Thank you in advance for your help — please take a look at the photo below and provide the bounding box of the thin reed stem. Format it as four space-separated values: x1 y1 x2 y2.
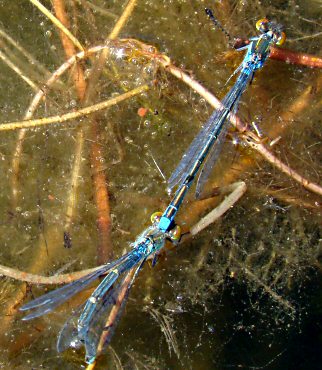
0 49 38 91
29 0 84 51
0 263 101 284
0 85 149 131
189 182 247 236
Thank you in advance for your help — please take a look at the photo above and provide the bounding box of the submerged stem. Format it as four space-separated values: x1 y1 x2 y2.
0 85 149 131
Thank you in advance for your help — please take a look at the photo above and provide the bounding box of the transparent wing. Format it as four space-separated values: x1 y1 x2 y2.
169 67 253 195
20 251 132 320
57 305 84 353
168 103 230 193
195 121 230 198
84 260 145 364
78 250 143 341
56 266 140 358
167 115 215 191
195 87 246 198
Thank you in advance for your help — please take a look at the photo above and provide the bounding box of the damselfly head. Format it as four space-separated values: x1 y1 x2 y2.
256 18 286 45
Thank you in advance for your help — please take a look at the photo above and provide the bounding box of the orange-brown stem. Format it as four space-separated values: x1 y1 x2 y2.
53 0 112 262
270 46 322 69
90 121 113 263
53 0 86 98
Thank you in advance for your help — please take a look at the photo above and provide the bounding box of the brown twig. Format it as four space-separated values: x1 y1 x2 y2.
242 132 322 196
0 263 101 284
270 46 322 69
189 182 247 236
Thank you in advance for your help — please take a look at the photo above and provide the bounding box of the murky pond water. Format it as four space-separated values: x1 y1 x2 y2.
0 0 320 369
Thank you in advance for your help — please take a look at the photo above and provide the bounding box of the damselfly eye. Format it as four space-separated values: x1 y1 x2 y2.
168 225 181 242
275 31 286 45
256 18 269 33
150 211 163 224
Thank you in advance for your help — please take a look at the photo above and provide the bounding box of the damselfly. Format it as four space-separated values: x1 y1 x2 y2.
168 9 286 198
20 211 181 363
20 11 286 364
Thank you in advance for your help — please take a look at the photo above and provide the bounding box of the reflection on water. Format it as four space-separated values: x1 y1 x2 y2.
0 0 320 368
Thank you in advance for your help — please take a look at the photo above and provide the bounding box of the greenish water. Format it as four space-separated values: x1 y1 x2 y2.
0 0 320 369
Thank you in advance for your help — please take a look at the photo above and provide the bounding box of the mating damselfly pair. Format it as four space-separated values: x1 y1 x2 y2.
20 9 287 364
